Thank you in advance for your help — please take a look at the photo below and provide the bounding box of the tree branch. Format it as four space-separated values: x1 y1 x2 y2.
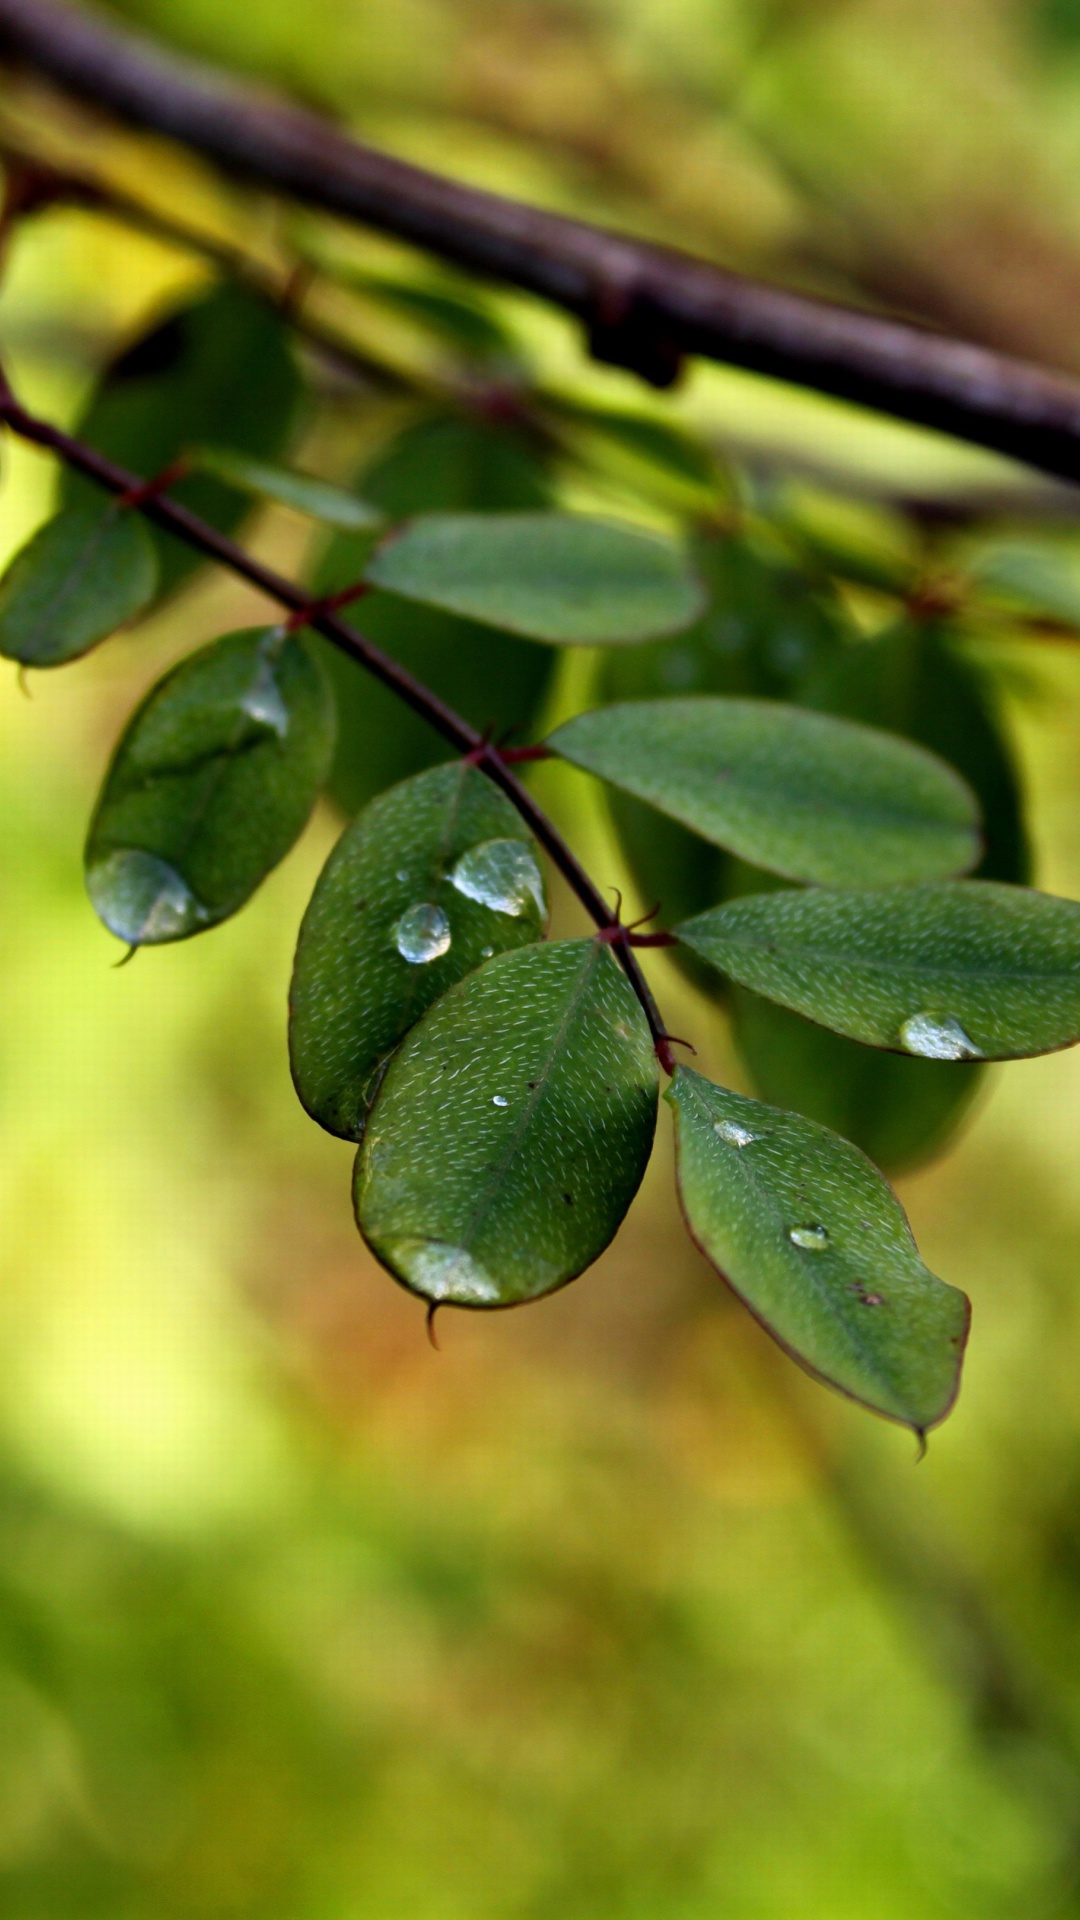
0 369 675 1066
3 0 1080 484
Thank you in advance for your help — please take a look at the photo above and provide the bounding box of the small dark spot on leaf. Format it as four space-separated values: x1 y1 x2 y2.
562 1192 574 1205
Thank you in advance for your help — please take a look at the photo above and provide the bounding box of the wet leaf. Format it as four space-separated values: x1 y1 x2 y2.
678 882 1080 1060
86 626 334 945
0 501 157 665
365 512 705 645
667 1067 970 1432
192 447 384 530
549 696 981 886
67 282 302 596
312 412 557 813
356 939 658 1307
290 762 547 1139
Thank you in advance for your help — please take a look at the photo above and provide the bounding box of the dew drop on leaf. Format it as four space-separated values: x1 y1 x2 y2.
450 838 545 917
393 902 452 963
492 1093 509 1107
899 1013 983 1061
240 658 290 737
87 848 208 943
714 1118 756 1147
788 1223 831 1252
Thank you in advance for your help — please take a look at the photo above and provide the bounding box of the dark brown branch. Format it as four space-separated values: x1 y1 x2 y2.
0 371 673 1064
4 0 1080 481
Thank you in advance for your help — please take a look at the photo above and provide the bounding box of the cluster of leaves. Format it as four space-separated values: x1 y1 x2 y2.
4 268 1080 1439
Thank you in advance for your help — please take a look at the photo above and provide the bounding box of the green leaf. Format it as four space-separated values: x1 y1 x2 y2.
355 939 658 1307
311 411 558 813
667 1067 970 1432
800 617 1029 884
290 763 547 1138
730 989 984 1175
348 276 521 362
549 697 981 887
542 395 724 498
0 502 157 666
968 540 1080 628
86 626 334 945
365 513 706 645
66 282 302 597
679 881 1080 1060
191 447 384 531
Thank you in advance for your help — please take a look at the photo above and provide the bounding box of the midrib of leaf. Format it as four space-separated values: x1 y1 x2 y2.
397 763 471 1030
455 941 601 1256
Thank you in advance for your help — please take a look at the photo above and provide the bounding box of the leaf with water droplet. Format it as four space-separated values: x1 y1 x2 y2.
549 697 981 887
667 1067 969 1432
356 940 658 1306
365 512 705 645
86 626 334 946
677 881 1080 1060
65 282 302 598
0 501 158 666
449 838 546 917
190 446 385 530
290 763 547 1139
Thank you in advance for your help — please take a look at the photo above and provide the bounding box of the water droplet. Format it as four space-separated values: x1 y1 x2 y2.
240 659 290 737
388 1238 502 1305
396 868 410 884
393 902 451 964
450 838 545 918
899 1013 983 1061
788 1223 831 1252
492 1094 509 1108
714 1118 756 1148
481 945 494 958
87 849 209 943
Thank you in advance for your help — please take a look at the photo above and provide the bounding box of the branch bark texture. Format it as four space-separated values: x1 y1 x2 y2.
3 0 1080 484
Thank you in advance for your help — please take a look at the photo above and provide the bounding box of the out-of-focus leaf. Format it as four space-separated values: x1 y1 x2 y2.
365 513 705 645
0 502 157 665
290 763 547 1139
667 1067 969 1432
968 541 1080 627
731 987 984 1173
549 696 981 886
347 275 521 362
313 412 556 812
66 282 302 596
86 626 334 945
598 531 853 961
355 939 658 1307
192 447 384 530
800 617 1029 884
542 394 724 498
679 882 1080 1059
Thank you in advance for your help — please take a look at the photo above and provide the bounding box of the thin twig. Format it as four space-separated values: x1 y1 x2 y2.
3 0 1080 479
0 369 673 1064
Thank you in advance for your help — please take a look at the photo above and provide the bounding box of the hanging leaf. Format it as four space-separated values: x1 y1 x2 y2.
311 411 556 813
356 939 658 1307
678 882 1080 1060
191 447 384 531
549 697 980 886
365 513 705 645
667 1067 970 1433
66 282 302 596
0 501 158 666
290 763 547 1139
86 626 334 945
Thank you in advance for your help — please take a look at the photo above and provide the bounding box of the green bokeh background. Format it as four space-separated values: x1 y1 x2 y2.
5 1 1080 1913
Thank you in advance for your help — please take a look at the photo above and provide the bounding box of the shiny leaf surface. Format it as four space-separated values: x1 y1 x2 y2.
679 882 1080 1060
290 763 547 1139
0 502 157 665
356 940 658 1307
549 697 981 886
365 513 705 645
667 1067 970 1432
86 627 334 945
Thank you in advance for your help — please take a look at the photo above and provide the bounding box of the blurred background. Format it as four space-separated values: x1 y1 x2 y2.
5 0 1080 1913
